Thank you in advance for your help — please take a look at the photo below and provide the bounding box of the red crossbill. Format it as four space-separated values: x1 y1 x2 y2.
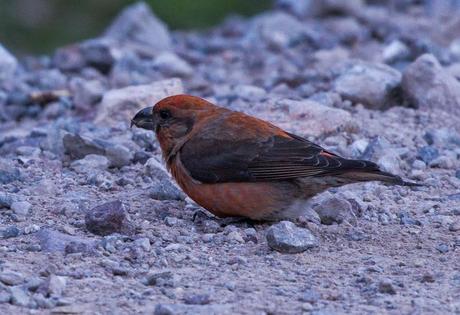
131 95 418 221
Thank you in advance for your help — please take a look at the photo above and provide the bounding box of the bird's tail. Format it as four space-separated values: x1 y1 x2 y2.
339 168 422 187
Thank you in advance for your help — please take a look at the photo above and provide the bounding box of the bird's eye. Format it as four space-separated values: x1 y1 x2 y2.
159 109 171 120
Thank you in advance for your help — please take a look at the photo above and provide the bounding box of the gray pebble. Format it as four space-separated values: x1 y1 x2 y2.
266 221 318 254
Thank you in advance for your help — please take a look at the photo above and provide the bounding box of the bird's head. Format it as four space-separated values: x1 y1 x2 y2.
131 94 219 159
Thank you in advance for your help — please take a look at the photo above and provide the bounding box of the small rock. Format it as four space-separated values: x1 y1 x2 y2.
449 221 460 232
1 226 20 239
417 146 439 164
313 197 352 225
149 180 185 201
226 231 245 243
0 160 21 184
143 271 177 287
94 78 183 125
85 200 133 236
436 243 449 254
334 62 402 109
10 286 30 307
104 2 172 52
0 192 13 208
0 44 18 82
455 170 460 179
37 275 67 298
70 154 110 174
10 201 32 216
79 38 118 72
421 272 436 283
37 228 95 253
183 294 211 305
382 40 410 64
249 12 306 49
153 52 193 77
378 279 396 295
234 85 266 102
153 303 232 315
134 237 151 252
0 271 24 286
280 99 355 137
402 54 460 114
299 288 320 303
70 78 105 111
398 211 421 226
266 221 318 254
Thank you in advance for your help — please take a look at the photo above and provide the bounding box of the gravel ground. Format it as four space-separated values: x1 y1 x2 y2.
1 1 460 314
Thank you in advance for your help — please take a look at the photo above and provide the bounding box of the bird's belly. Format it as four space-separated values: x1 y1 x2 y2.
170 157 306 220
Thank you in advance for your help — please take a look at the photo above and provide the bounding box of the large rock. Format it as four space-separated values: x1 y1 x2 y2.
402 54 460 113
266 221 318 254
85 200 134 236
94 78 183 125
334 62 402 109
104 2 171 53
0 44 18 82
279 99 355 136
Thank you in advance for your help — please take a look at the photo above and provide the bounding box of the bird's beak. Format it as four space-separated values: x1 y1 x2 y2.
131 107 156 130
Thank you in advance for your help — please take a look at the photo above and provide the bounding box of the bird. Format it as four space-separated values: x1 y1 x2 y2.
131 94 419 221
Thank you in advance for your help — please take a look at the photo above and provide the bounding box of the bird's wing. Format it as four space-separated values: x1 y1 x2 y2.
179 113 379 183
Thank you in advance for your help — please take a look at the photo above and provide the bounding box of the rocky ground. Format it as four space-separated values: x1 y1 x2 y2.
1 1 460 314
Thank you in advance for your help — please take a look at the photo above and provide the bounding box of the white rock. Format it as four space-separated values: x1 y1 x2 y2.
334 62 402 109
153 52 193 77
70 154 110 174
95 78 183 125
382 40 410 63
279 99 355 137
402 54 460 114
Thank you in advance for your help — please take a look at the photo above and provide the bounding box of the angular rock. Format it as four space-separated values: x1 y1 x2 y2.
85 200 133 236
313 196 352 225
0 44 18 82
94 78 183 125
402 54 460 113
10 201 32 216
417 146 440 164
334 62 402 109
279 99 355 136
149 180 185 201
37 275 67 298
80 38 119 73
266 221 318 254
10 286 30 307
104 2 171 53
153 52 193 77
70 154 110 174
0 158 22 184
70 78 105 111
37 229 96 253
0 271 24 286
0 192 14 208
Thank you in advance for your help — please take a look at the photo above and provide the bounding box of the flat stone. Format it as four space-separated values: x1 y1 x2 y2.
266 221 318 254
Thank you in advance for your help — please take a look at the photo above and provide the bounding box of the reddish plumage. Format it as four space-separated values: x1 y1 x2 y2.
131 94 417 221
